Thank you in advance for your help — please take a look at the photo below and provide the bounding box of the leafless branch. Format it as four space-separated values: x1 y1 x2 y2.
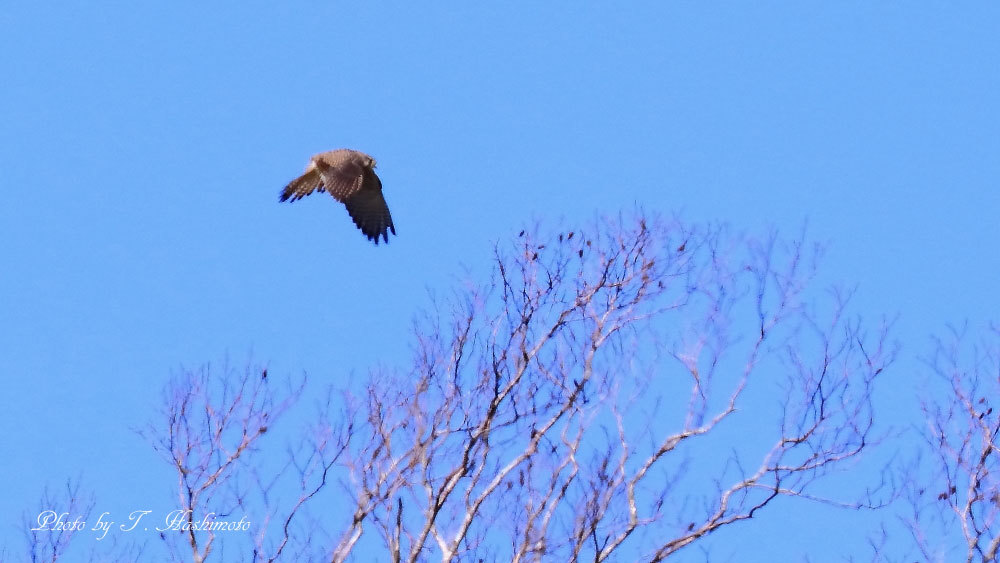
23 478 95 563
328 213 892 561
906 324 1000 562
138 361 306 563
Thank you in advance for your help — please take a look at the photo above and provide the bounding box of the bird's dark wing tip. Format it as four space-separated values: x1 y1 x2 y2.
279 184 299 202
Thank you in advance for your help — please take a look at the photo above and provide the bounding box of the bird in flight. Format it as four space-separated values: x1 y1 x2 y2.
280 149 396 244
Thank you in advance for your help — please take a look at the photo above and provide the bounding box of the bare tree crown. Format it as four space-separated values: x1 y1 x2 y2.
21 213 895 562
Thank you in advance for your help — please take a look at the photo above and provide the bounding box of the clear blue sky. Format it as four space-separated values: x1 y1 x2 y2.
1 3 998 560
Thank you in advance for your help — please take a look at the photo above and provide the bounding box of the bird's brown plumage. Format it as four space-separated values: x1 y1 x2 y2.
280 149 396 244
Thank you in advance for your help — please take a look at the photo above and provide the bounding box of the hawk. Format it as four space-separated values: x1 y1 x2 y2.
280 149 396 244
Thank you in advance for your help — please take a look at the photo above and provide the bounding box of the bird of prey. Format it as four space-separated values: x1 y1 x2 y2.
280 149 396 244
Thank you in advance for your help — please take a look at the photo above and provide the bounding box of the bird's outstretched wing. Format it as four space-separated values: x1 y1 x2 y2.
344 171 396 244
280 168 323 202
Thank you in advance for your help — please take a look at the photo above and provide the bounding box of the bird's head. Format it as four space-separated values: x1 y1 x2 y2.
365 155 377 169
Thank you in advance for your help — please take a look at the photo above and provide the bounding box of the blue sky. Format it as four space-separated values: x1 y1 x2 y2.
1 2 998 560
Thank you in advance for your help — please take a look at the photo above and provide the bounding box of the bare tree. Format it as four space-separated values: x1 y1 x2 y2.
22 478 95 563
18 478 149 563
327 213 894 561
21 213 894 562
906 324 1000 562
138 361 330 563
